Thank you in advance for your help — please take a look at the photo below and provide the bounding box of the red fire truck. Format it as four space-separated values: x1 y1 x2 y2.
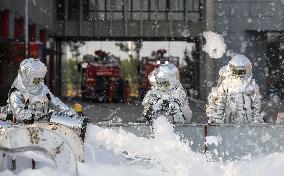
81 50 122 102
138 49 179 99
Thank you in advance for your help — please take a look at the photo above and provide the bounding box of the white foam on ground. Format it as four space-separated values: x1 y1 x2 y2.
2 116 284 176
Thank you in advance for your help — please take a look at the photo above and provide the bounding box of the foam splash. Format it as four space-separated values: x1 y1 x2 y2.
87 116 223 176
202 31 227 59
86 116 284 176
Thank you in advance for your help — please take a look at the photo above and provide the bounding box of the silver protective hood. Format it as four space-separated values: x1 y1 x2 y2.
225 54 253 92
153 63 180 90
228 54 252 78
12 58 47 95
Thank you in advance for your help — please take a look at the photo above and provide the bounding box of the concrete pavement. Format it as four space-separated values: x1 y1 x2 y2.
64 98 207 124
64 96 284 124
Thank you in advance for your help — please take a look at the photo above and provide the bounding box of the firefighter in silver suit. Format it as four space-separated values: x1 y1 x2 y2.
142 63 192 123
206 54 264 124
6 58 76 122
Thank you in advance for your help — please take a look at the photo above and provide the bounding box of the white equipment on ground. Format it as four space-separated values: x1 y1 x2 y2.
0 111 88 176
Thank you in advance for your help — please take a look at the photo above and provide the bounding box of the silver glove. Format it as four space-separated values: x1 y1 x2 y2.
64 109 76 116
33 111 46 120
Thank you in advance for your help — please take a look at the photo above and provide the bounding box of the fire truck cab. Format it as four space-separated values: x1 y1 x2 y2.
81 50 122 102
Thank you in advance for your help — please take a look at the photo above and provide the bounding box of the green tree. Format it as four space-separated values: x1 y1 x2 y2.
67 41 85 97
120 58 140 96
115 41 143 96
68 41 85 61
115 41 143 60
179 46 200 98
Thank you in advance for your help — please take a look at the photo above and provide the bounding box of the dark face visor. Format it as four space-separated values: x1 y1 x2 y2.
232 69 246 77
157 81 170 88
33 77 44 84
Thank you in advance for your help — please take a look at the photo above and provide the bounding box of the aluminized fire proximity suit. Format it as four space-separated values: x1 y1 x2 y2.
142 63 192 123
206 65 229 121
206 54 264 124
6 58 76 122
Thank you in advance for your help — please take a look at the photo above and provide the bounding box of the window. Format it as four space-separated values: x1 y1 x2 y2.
87 0 125 20
171 0 184 20
112 0 123 11
128 0 151 20
171 0 184 11
98 0 106 20
129 0 187 21
132 0 140 11
149 0 169 11
158 0 167 11
56 0 65 20
86 0 106 20
188 0 200 12
150 0 157 11
84 0 200 21
112 0 124 20
83 0 89 20
68 0 79 20
143 0 149 11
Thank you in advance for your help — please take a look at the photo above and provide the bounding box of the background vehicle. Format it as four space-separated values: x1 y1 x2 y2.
81 50 122 102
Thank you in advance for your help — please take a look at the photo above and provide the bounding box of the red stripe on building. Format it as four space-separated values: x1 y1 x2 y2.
29 24 36 41
1 10 9 39
40 30 46 42
14 17 24 40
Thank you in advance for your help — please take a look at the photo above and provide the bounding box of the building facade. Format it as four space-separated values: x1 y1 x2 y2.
56 0 203 40
0 0 62 104
0 0 56 40
1 0 283 101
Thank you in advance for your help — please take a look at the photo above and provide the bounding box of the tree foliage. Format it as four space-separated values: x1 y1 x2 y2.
120 58 140 96
115 41 143 59
179 46 200 98
68 41 86 59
